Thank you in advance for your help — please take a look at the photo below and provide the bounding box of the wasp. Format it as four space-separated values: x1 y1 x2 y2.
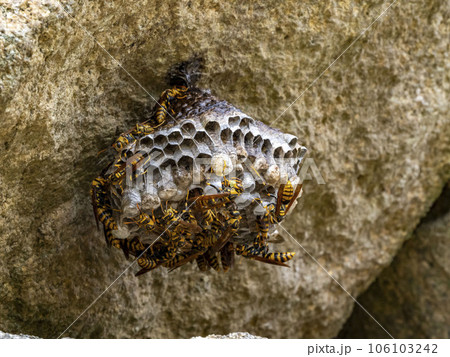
194 221 236 272
91 176 118 232
174 204 202 242
140 230 195 275
112 132 136 153
90 176 108 229
274 180 303 222
255 206 271 248
236 244 295 267
108 85 187 155
220 242 235 272
136 255 159 276
164 249 205 271
209 208 241 256
153 85 188 126
102 227 139 259
191 195 218 229
156 204 179 229
108 153 151 188
121 237 146 258
135 240 175 276
107 163 127 186
188 176 244 210
165 229 213 271
204 252 221 271
196 255 210 271
124 204 159 234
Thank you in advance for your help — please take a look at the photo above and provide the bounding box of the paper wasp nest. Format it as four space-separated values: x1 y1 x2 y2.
105 88 307 247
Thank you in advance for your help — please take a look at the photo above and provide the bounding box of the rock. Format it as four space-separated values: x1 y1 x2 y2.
339 184 450 339
195 332 266 339
0 1 449 338
0 331 39 339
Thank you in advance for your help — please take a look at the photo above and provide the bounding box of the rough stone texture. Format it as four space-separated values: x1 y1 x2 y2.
339 184 450 339
0 0 449 339
197 332 265 339
0 331 39 339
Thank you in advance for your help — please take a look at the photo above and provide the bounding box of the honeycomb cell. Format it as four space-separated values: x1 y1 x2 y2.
195 143 211 158
239 117 250 129
145 166 162 188
160 158 177 171
220 128 232 144
242 172 255 191
180 138 195 151
121 188 141 218
140 136 154 147
285 150 294 159
273 146 284 159
211 153 233 176
205 120 221 136
262 139 272 156
228 116 240 127
265 164 280 185
284 134 298 147
154 134 168 148
168 130 183 145
244 132 254 147
178 155 194 170
253 135 263 150
232 129 244 145
195 131 214 148
180 121 196 137
235 192 253 208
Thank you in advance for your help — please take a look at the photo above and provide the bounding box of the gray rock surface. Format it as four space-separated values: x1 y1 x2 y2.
0 331 39 339
339 184 450 339
0 0 449 338
195 332 265 339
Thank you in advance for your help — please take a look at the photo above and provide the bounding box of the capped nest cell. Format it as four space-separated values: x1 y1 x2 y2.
91 57 307 275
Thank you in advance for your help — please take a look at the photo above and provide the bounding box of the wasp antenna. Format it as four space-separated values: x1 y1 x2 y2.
97 148 108 157
250 163 266 185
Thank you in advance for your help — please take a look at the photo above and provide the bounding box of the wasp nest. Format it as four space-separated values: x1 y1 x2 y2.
92 58 307 275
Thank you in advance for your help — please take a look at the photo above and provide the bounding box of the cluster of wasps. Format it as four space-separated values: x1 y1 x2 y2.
90 58 302 276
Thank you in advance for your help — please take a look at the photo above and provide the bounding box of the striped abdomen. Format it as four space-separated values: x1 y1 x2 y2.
262 252 295 263
97 207 117 231
281 181 294 205
220 242 235 272
196 255 210 271
137 256 158 270
206 253 220 272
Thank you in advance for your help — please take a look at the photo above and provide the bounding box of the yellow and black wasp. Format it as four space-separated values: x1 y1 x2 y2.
235 244 295 267
274 179 303 222
152 85 188 126
90 175 117 232
220 242 235 272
